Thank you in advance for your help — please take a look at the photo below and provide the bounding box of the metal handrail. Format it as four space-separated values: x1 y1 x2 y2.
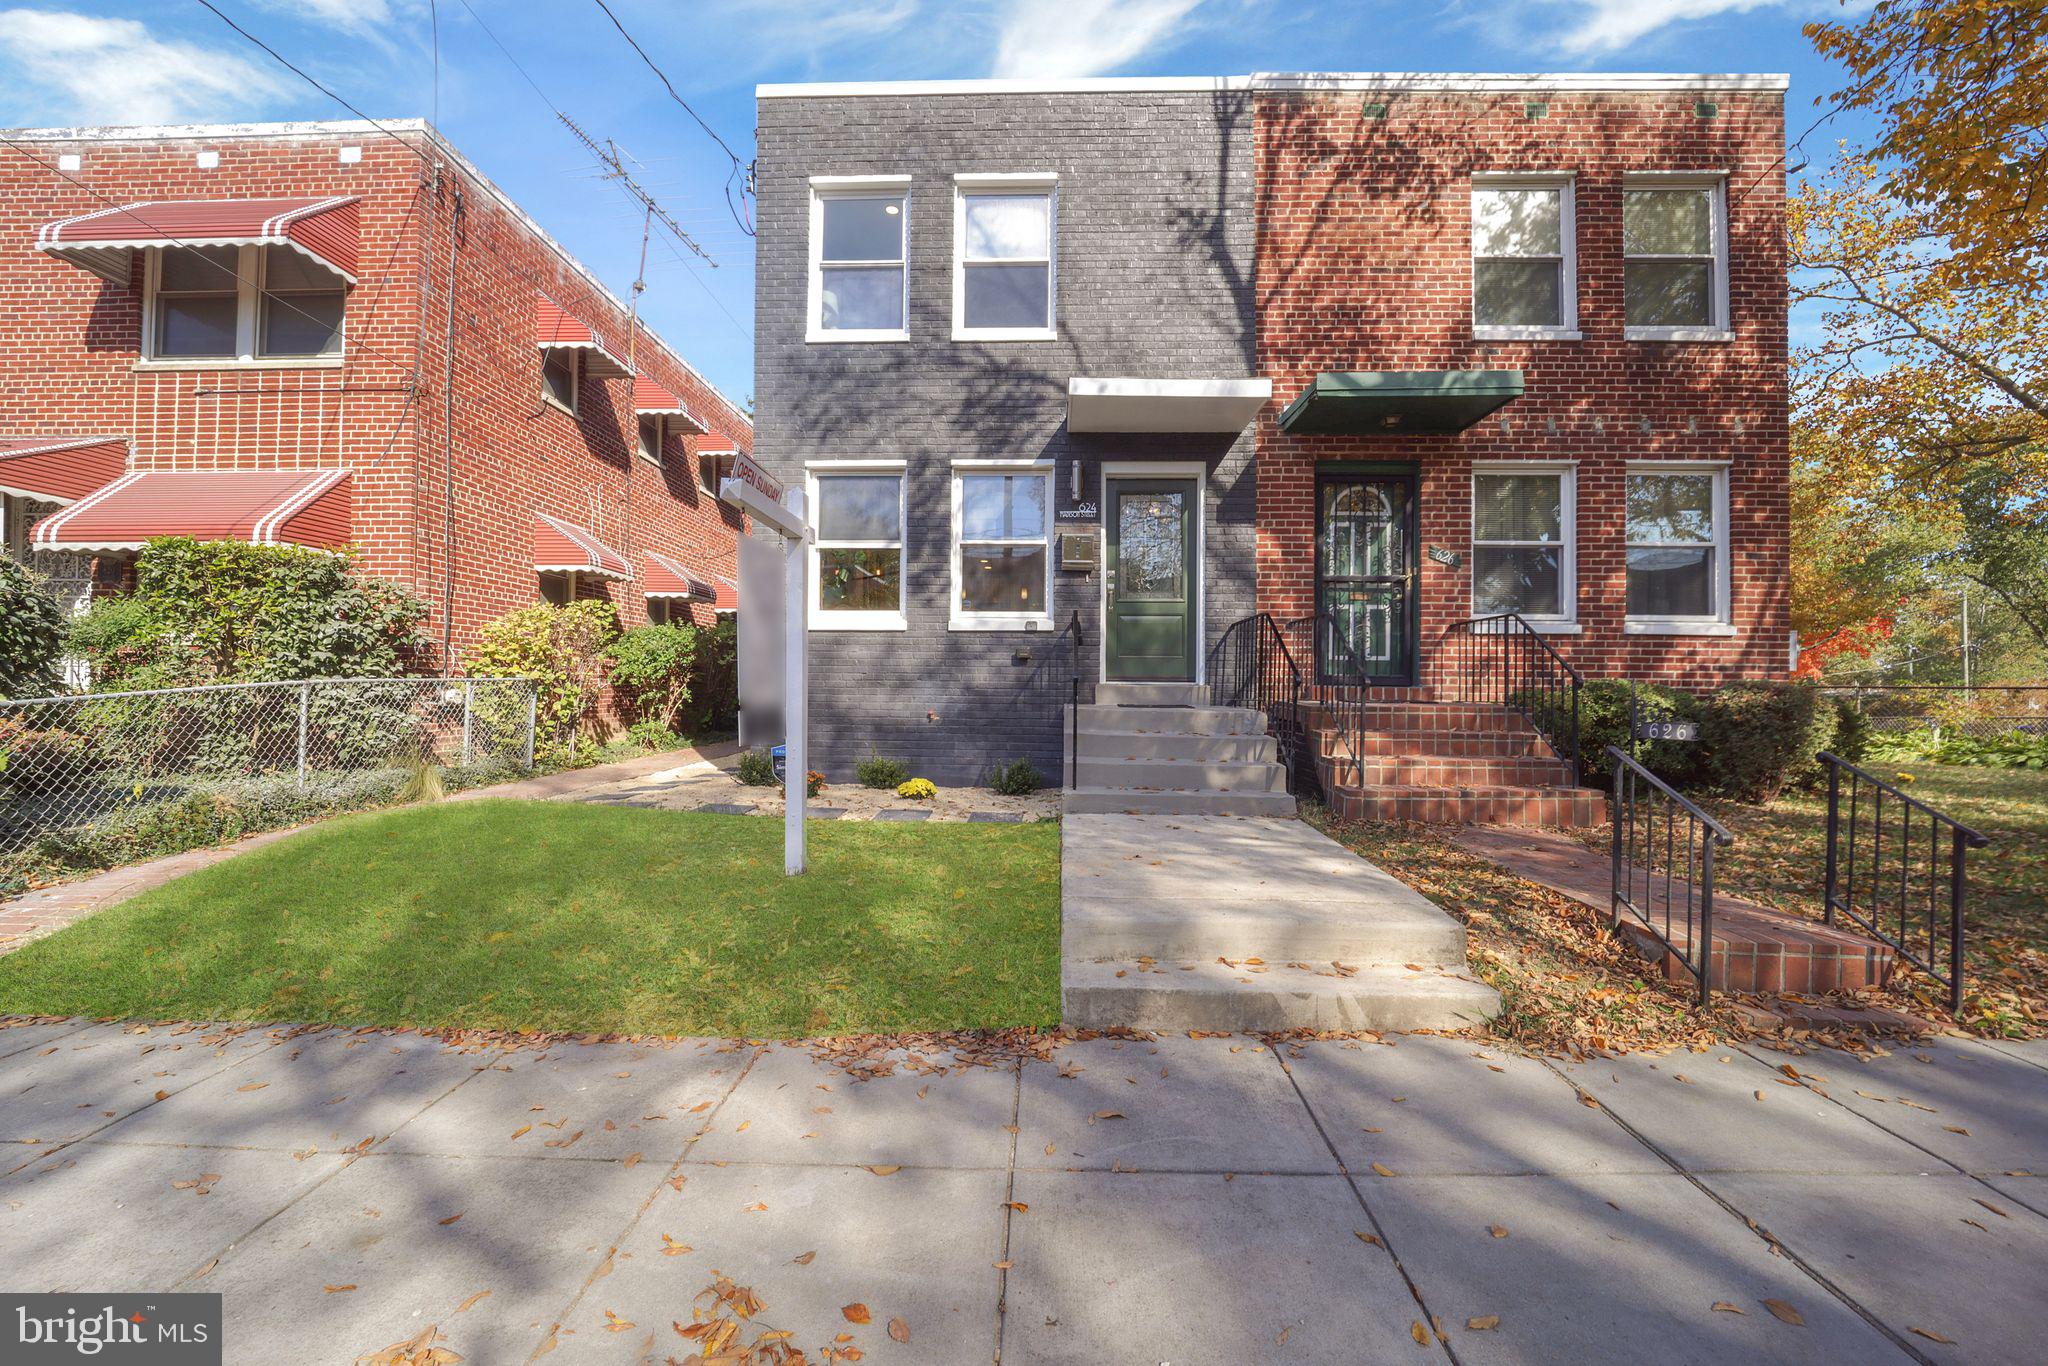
1608 744 1732 1007
1066 609 1084 791
1819 751 1990 1013
1440 613 1583 784
1208 612 1310 796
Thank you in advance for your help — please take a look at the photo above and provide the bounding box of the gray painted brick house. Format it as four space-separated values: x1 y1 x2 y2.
754 82 1266 784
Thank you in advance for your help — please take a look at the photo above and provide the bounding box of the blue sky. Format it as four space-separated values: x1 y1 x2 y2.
0 1 1873 408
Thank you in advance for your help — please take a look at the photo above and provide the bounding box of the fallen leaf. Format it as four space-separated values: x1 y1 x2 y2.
1763 1299 1804 1326
324 1284 357 1294
792 1251 817 1265
1093 1111 1125 1121
621 1152 641 1169
438 1212 463 1226
1489 1225 1509 1239
1975 1198 2010 1218
842 1303 871 1325
660 1234 692 1257
1354 1231 1382 1247
153 1090 170 1101
602 1309 634 1333
745 1202 767 1213
236 1083 268 1092
888 1318 910 1343
1004 1202 1029 1213
867 1165 902 1176
455 1290 490 1313
992 1259 1013 1269
1371 1162 1395 1177
1910 1327 1956 1345
1711 1302 1745 1315
1410 1320 1429 1345
1467 1315 1500 1331
510 1125 532 1140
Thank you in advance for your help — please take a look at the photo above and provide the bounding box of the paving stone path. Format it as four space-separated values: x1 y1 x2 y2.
2 1020 2042 1363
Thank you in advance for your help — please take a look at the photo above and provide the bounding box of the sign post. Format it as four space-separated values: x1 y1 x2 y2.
722 453 812 876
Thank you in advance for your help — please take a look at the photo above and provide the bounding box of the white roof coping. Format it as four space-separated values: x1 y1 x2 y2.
759 72 1790 99
1067 377 1271 434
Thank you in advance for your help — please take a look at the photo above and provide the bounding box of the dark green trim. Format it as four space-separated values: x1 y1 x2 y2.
1278 369 1525 436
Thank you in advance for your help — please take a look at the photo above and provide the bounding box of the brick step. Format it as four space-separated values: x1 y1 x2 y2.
1300 703 1538 733
1324 781 1609 829
1322 728 1557 760
1287 684 1438 705
1344 756 1577 787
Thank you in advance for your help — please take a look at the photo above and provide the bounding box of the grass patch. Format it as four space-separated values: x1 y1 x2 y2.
0 800 1061 1038
1700 761 2048 1036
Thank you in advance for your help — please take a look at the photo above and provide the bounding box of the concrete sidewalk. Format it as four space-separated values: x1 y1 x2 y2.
2 1019 2042 1363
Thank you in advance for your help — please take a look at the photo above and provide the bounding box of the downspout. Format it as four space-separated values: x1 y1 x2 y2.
439 167 464 673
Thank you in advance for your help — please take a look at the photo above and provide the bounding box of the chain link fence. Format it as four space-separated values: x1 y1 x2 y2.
0 677 537 874
1826 685 2048 740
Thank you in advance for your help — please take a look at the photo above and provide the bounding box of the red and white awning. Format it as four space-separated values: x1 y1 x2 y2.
534 512 630 580
632 376 708 434
536 297 631 379
708 574 739 613
30 469 350 553
0 436 129 504
697 445 739 499
37 196 361 287
643 550 715 601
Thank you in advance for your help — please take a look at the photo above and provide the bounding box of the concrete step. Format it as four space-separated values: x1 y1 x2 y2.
1068 704 1267 737
1075 728 1277 762
1095 681 1210 707
1324 781 1609 829
1061 786 1298 817
1073 756 1288 793
1061 957 1500 1032
1062 899 1467 963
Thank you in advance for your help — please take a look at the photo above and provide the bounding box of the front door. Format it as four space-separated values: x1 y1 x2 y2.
1316 470 1416 686
1105 477 1197 681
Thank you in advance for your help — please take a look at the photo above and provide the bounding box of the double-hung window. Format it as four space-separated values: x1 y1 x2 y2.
637 415 665 466
1623 176 1729 339
953 175 1057 340
809 462 906 630
1471 177 1576 338
808 176 909 342
148 244 346 361
952 462 1052 629
541 348 578 413
1471 463 1575 627
1625 464 1731 632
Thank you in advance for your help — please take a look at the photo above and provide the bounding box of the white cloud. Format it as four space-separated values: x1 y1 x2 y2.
992 0 1205 78
1547 0 1795 55
258 0 398 30
0 9 291 125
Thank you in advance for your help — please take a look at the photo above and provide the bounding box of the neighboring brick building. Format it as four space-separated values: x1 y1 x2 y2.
0 118 750 668
754 73 1790 794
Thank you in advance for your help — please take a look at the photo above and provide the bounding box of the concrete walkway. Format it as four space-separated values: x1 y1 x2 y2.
5 1020 2041 1364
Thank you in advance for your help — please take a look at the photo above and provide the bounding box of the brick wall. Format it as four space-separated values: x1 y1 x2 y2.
1254 89 1791 686
755 91 1258 784
0 121 750 669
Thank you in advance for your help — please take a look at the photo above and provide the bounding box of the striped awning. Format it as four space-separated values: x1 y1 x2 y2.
709 574 739 612
643 550 715 601
633 376 708 433
0 436 129 504
534 512 630 580
30 469 350 553
37 196 361 286
536 297 631 379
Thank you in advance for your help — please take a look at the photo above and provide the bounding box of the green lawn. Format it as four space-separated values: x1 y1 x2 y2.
0 800 1062 1038
1702 761 2048 1033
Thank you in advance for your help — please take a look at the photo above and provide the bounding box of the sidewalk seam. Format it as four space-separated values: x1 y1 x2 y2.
992 1060 1022 1365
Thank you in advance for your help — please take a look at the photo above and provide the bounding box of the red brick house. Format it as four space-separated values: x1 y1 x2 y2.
0 118 750 668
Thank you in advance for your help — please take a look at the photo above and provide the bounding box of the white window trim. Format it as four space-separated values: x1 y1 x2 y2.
807 174 911 344
1622 174 1731 342
1470 460 1577 627
1470 173 1579 342
1623 460 1733 635
141 243 348 366
541 346 579 416
952 173 1058 343
950 458 1054 630
806 458 908 631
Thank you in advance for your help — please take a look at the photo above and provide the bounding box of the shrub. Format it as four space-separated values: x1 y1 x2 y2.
0 717 99 795
1867 728 2048 770
788 769 826 799
896 777 937 800
856 751 909 790
605 623 698 734
986 758 1042 796
1568 678 1706 787
1831 697 1870 764
686 616 738 734
0 559 65 699
465 601 618 764
627 719 681 750
736 748 778 786
1696 680 1837 802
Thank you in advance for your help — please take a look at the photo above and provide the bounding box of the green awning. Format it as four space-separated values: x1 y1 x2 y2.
1277 370 1524 435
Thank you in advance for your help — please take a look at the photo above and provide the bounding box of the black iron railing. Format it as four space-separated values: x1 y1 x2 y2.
1066 609 1084 791
1440 614 1583 784
1820 752 1990 1013
1209 613 1311 794
1609 745 1733 1007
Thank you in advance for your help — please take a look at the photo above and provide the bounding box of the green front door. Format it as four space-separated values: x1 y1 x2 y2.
1105 478 1197 681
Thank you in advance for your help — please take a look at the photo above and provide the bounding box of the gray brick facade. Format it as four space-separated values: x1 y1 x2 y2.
754 91 1257 785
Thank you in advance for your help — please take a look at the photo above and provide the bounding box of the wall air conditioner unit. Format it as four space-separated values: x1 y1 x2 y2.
1059 529 1100 571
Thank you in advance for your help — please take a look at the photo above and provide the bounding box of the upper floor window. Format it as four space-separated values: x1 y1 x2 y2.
1471 464 1575 625
954 175 1057 341
1471 177 1576 339
1625 463 1730 631
808 176 909 342
148 244 345 362
1623 177 1729 340
541 348 579 413
637 415 664 465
